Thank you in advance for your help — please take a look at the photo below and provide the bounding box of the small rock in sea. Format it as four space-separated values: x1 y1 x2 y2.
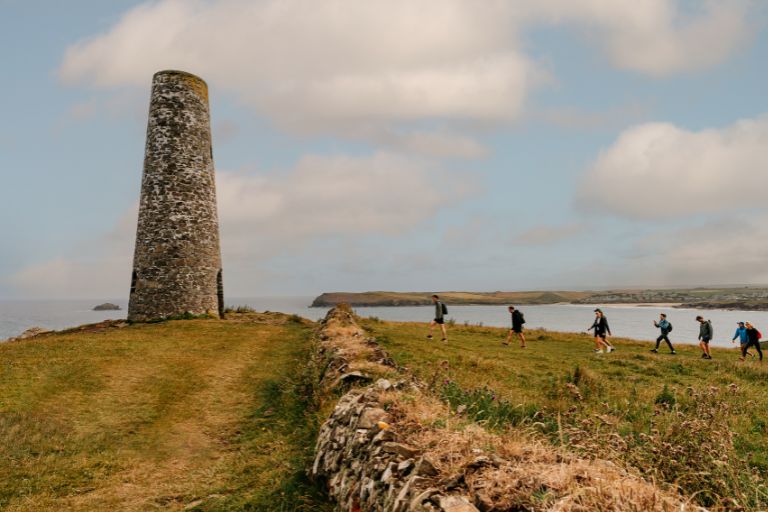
93 303 121 311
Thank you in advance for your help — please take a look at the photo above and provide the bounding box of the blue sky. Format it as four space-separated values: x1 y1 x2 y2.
1 0 767 299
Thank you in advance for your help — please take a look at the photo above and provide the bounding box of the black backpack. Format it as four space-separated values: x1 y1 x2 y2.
441 303 448 315
667 322 673 332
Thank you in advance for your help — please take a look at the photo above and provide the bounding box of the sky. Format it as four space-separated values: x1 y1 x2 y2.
0 0 767 300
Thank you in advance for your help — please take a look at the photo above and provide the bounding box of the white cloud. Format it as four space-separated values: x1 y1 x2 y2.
218 151 476 259
617 216 768 286
58 0 751 139
523 0 751 76
578 115 768 219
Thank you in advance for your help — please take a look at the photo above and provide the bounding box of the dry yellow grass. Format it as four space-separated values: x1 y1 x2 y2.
0 316 330 511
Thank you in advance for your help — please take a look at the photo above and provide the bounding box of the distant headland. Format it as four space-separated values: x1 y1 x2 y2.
311 287 768 310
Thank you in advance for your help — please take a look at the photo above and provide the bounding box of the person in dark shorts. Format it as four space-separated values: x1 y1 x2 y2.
741 322 763 362
587 308 614 353
427 294 448 342
651 313 676 354
503 306 526 348
732 321 751 358
696 315 713 359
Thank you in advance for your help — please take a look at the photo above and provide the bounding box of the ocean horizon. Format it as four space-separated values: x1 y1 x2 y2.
3 296 768 349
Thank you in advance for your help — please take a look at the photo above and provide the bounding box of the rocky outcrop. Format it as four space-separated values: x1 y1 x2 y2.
310 306 701 512
4 327 52 342
93 303 121 311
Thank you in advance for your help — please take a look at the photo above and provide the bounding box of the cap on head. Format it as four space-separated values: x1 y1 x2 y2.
738 321 745 325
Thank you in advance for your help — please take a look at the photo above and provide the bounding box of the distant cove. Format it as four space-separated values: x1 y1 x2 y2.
311 288 768 311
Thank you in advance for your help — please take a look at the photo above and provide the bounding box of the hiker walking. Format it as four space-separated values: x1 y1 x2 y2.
741 322 763 362
732 321 751 358
696 315 713 359
503 306 526 348
651 313 676 354
587 308 614 353
427 294 448 342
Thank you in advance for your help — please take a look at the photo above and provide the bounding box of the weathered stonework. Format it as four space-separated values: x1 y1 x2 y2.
128 70 223 322
310 307 700 512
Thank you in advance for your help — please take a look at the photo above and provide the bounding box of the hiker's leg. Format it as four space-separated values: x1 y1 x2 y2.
440 323 447 340
428 320 435 337
505 330 513 344
594 336 602 350
664 336 674 352
753 341 763 361
519 332 526 347
655 335 663 350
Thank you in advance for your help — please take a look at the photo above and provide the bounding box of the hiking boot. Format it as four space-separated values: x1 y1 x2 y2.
607 346 615 353
670 351 677 355
501 341 510 346
650 349 658 353
701 353 708 358
593 349 604 353
427 335 433 339
706 355 713 359
441 338 447 343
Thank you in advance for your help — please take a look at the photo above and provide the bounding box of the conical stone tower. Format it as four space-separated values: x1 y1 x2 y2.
128 70 223 322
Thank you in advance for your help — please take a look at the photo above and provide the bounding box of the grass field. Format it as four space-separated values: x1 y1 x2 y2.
362 319 768 510
0 315 331 512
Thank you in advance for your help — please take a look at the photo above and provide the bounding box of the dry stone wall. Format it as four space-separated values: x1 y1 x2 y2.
128 70 223 322
310 306 702 512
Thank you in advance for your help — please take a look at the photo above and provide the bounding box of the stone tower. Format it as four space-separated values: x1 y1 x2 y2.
128 70 223 322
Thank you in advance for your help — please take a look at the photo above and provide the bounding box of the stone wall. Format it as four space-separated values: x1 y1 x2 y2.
310 306 700 512
128 70 223 322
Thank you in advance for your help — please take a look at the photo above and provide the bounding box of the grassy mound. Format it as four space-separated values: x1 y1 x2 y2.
362 320 768 511
0 315 331 511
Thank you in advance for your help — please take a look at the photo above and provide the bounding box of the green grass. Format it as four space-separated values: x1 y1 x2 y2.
0 317 331 512
362 320 768 510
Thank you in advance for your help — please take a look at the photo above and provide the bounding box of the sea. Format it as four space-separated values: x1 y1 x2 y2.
2 296 768 349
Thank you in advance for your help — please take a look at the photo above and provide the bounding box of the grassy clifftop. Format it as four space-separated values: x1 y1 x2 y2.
311 290 591 307
0 314 331 512
362 319 768 510
4 311 768 510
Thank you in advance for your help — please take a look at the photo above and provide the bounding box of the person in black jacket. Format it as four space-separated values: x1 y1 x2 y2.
503 306 526 348
696 315 713 359
587 308 614 353
741 322 763 362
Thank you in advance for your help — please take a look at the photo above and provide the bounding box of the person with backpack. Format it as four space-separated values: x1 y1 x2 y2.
427 294 448 342
696 315 713 359
732 321 751 358
587 308 614 353
651 313 676 354
503 306 526 348
741 322 763 362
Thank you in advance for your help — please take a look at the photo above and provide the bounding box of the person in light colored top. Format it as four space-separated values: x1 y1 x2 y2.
741 322 763 362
